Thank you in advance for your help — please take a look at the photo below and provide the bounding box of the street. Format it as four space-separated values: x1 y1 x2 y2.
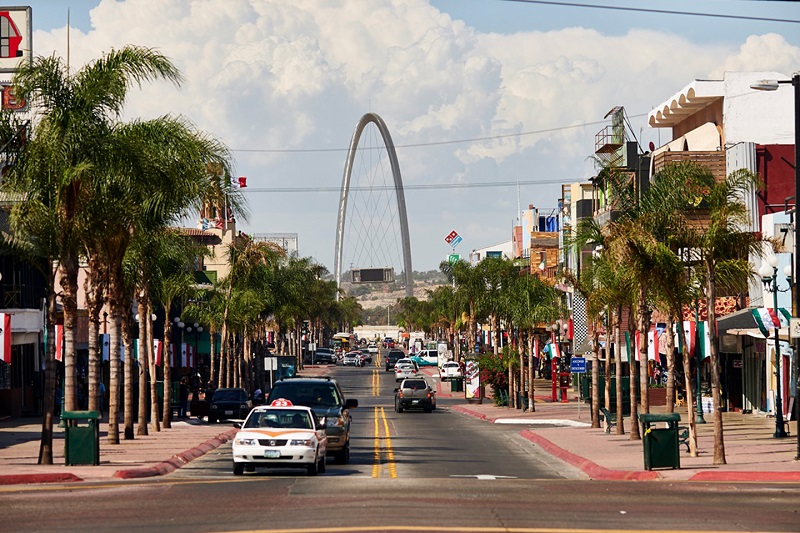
1 364 798 532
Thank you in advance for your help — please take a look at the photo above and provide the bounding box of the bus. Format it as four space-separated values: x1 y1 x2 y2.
332 332 354 358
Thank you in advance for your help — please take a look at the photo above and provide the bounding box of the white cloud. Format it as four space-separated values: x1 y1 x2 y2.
28 0 800 271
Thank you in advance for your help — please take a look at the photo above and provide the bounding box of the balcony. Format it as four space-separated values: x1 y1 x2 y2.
652 150 726 182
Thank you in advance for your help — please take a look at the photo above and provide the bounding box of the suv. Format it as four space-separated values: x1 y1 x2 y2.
266 377 358 463
385 349 405 371
312 348 336 365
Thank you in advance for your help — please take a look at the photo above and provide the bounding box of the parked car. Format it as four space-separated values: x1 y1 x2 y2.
231 401 327 476
208 387 252 423
394 378 436 413
439 361 463 382
312 348 336 365
385 349 405 371
266 377 358 463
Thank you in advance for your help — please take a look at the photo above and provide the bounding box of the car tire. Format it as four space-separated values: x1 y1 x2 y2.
306 460 318 476
334 441 350 464
396 400 404 413
423 405 432 413
233 462 244 476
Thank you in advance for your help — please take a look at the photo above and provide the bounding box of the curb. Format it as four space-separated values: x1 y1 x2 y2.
0 472 84 485
688 471 800 482
113 428 237 479
451 404 658 481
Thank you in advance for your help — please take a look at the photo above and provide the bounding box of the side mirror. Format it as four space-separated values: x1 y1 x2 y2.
233 422 242 429
393 388 399 393
345 398 359 409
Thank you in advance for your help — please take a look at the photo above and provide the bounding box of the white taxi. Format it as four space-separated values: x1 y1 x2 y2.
232 399 327 476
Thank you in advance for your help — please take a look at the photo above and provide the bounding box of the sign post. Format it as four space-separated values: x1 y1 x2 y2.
570 356 586 418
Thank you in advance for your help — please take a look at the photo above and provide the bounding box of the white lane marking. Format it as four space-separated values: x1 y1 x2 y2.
450 474 518 480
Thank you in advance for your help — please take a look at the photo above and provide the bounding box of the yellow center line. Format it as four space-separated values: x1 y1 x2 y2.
372 406 380 477
380 407 397 478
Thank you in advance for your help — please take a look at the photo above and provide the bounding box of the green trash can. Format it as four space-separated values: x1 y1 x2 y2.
639 412 681 470
63 410 100 466
450 378 463 393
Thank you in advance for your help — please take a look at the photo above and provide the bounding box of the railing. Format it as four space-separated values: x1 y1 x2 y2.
652 150 726 182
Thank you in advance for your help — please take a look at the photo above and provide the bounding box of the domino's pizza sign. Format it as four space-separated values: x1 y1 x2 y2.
444 230 462 248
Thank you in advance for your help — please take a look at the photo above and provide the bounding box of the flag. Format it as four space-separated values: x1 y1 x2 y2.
647 328 659 361
55 324 64 362
533 338 539 360
0 313 10 364
153 339 163 366
752 307 791 337
101 333 110 361
181 343 188 368
622 331 630 363
238 176 247 188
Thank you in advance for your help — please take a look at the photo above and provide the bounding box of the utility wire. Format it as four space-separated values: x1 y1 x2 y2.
497 0 800 24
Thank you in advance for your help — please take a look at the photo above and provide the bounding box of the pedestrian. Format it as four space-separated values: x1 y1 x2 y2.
179 377 189 418
98 381 106 417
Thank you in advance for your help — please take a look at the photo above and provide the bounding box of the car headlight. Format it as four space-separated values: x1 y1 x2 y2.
235 438 257 446
324 416 345 428
290 438 313 446
211 404 218 409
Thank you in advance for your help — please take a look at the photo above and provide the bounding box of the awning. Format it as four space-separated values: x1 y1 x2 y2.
717 307 760 334
726 327 791 342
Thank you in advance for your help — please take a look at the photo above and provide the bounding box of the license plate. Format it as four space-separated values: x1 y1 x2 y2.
225 410 233 415
412 400 420 404
264 450 280 458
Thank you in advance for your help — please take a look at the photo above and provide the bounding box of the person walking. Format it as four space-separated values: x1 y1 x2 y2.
178 377 189 418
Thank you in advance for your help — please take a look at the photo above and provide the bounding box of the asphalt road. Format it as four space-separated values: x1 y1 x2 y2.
2 363 798 532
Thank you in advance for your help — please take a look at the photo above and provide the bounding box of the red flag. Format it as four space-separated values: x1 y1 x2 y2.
0 313 10 364
153 339 163 366
55 324 64 362
238 176 247 188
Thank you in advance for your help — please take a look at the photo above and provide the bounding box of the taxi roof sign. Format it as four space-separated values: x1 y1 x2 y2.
270 398 293 407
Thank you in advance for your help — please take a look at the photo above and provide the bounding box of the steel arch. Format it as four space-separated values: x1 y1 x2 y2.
334 113 413 299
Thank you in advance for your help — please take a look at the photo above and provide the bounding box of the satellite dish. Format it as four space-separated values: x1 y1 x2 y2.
648 141 655 152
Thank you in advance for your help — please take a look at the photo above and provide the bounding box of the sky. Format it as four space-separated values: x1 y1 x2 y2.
12 0 800 274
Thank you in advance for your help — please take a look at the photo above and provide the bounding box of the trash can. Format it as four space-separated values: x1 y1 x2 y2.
451 378 463 393
63 410 100 466
639 412 681 470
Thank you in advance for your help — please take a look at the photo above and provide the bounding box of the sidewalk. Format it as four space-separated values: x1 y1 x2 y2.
2 365 799 485
430 369 800 482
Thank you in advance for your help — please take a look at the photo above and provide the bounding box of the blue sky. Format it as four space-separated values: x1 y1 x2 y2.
15 1 800 276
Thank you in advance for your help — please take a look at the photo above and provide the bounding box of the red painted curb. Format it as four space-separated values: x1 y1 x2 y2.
689 471 800 482
0 473 83 485
519 429 660 481
113 428 237 480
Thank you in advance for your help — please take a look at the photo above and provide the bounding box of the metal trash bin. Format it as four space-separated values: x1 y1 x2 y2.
63 410 100 466
639 412 681 470
450 378 463 393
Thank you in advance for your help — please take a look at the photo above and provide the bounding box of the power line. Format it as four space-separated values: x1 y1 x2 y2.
240 178 575 193
231 113 649 154
497 0 800 24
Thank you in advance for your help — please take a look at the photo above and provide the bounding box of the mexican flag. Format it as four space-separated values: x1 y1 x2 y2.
752 307 791 337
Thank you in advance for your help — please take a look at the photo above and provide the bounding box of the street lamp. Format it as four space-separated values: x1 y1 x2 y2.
751 73 799 451
758 256 790 439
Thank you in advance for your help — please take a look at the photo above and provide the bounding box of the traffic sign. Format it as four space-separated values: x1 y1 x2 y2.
570 356 586 373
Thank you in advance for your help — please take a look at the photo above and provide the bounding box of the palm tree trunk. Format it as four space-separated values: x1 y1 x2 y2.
162 319 173 429
591 325 600 428
110 311 124 444
706 260 726 465
146 301 160 433
527 333 535 413
614 309 625 435
209 328 217 388
629 315 641 441
38 291 58 464
677 314 698 456
137 302 148 436
60 260 80 412
665 314 676 413
638 290 651 416
122 307 135 440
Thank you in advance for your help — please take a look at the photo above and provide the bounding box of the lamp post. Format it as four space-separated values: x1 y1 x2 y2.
759 256 790 439
751 73 799 449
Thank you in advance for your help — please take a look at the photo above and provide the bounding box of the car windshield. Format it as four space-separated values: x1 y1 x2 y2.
404 380 427 390
244 409 312 429
270 383 342 408
213 389 245 402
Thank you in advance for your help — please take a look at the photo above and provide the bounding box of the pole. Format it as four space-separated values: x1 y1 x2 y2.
695 299 706 423
771 269 789 438
792 73 800 458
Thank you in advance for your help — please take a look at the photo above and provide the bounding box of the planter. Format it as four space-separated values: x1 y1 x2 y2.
648 387 667 406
